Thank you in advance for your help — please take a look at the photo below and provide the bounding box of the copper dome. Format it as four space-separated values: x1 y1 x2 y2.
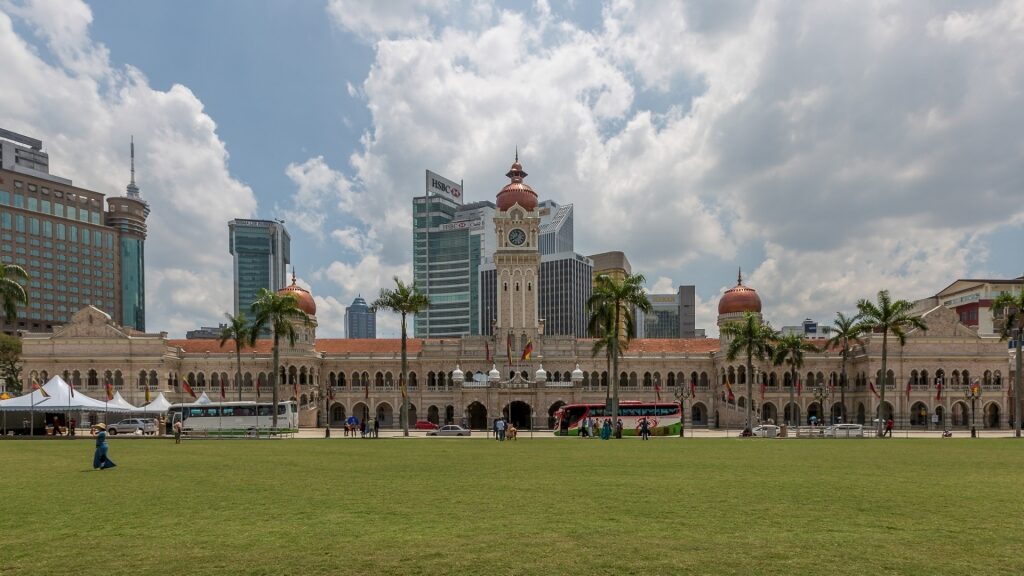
496 155 538 212
718 270 762 315
277 274 316 316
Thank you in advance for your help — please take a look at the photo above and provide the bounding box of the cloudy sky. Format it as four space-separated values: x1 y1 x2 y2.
2 0 1022 337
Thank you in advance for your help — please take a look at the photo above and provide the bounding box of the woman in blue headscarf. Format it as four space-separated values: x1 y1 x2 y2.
92 423 117 470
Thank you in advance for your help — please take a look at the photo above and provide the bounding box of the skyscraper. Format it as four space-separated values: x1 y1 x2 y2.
105 137 149 331
228 219 290 316
345 295 376 338
413 170 495 338
0 128 144 334
638 285 698 338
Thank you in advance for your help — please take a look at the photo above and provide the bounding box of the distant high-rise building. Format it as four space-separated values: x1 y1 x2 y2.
413 170 495 338
638 285 698 338
345 295 376 338
185 324 227 340
0 128 146 334
228 219 290 316
105 136 149 331
538 200 573 255
587 251 633 339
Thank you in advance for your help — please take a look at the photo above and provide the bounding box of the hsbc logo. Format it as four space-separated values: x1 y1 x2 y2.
431 178 461 198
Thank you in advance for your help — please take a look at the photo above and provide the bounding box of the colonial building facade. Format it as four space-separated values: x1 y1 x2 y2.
16 159 1019 431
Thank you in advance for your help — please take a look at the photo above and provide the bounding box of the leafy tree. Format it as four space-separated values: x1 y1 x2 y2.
371 277 429 437
992 287 1024 438
250 289 310 428
586 273 652 425
772 333 820 427
588 303 623 407
0 263 29 323
723 312 779 431
219 312 251 402
856 290 927 436
825 312 866 422
0 333 22 395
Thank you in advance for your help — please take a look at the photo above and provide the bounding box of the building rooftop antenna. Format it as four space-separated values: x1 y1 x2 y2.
126 135 141 198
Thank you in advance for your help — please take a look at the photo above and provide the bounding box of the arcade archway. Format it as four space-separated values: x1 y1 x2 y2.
467 401 488 429
503 400 533 429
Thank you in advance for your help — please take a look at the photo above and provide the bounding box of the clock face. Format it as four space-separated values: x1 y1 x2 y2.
508 228 527 246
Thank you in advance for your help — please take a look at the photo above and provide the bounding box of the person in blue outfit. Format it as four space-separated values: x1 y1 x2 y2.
92 423 117 470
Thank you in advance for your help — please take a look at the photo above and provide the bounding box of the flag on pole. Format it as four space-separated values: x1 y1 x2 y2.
506 333 513 366
485 340 492 364
145 384 151 404
724 381 735 402
105 378 114 401
182 380 197 399
255 376 261 398
328 385 334 401
796 376 802 397
905 378 912 400
521 340 533 361
969 378 981 396
33 380 50 398
220 378 226 401
293 380 300 401
760 376 766 401
364 379 369 399
68 377 75 398
655 381 662 402
690 379 697 398
935 378 942 402
869 380 880 399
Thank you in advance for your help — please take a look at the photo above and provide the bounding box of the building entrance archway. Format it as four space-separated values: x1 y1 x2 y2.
427 405 440 425
503 401 533 429
784 403 801 426
467 401 487 429
760 402 777 424
909 402 929 427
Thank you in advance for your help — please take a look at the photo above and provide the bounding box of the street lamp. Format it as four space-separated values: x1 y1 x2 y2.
813 385 831 427
964 382 982 438
674 385 693 438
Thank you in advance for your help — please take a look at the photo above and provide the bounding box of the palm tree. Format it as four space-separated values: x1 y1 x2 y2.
856 290 927 437
371 276 429 437
992 287 1024 438
588 303 623 407
773 333 820 427
250 288 310 428
825 312 865 423
0 263 29 323
219 312 251 402
723 312 779 431
586 273 652 425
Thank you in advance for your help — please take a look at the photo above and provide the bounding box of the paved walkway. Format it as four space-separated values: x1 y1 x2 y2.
296 428 1023 439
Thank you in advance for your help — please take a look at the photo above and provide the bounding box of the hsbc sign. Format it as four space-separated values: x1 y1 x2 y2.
426 170 463 205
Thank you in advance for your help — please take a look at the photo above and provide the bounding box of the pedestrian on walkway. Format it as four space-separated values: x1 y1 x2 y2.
496 418 506 442
373 416 380 438
615 418 623 439
601 418 612 440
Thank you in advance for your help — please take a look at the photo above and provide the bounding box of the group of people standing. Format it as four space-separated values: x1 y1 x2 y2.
492 418 517 441
574 416 623 440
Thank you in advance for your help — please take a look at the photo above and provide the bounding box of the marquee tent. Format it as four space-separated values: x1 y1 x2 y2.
0 376 136 413
194 392 212 405
108 391 141 411
141 392 172 413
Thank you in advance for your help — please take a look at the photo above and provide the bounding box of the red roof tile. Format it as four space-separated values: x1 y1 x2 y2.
579 338 721 354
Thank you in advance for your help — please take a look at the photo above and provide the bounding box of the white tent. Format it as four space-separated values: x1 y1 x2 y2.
109 391 141 411
141 392 172 413
194 392 212 405
0 376 135 412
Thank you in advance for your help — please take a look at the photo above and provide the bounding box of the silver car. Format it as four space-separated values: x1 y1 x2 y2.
824 423 864 438
427 424 472 437
751 424 780 438
107 418 157 435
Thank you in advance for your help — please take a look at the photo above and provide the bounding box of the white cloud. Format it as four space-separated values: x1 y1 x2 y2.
0 0 258 336
281 156 354 240
325 0 449 42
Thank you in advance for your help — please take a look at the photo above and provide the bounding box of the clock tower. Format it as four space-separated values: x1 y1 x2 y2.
492 154 543 343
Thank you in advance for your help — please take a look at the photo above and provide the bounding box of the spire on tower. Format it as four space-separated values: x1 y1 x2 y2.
515 146 518 162
737 267 743 285
126 135 141 198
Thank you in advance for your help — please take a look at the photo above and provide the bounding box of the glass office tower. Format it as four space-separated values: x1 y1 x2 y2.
228 219 291 316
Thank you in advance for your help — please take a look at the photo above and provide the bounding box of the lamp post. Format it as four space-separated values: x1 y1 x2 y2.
813 385 831 428
674 385 692 438
964 383 981 438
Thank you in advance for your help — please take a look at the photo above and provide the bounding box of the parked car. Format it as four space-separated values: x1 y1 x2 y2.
427 424 472 437
107 418 157 435
751 424 780 438
824 423 864 438
414 420 439 430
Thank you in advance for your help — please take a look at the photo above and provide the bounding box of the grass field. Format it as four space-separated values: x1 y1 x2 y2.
2 437 1022 576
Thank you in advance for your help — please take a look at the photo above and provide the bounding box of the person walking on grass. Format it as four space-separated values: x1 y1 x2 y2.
601 418 612 440
885 418 894 438
496 418 506 442
639 417 651 440
373 416 380 438
173 419 182 444
92 423 116 470
615 418 623 439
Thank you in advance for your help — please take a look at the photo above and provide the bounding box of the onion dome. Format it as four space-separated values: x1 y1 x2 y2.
488 364 501 382
277 270 317 316
718 268 762 315
534 363 547 382
496 151 538 212
452 364 465 384
571 364 584 382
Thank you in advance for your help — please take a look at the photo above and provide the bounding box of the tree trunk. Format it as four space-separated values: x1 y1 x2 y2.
840 352 847 423
236 346 242 402
401 312 409 437
745 352 753 431
272 333 280 429
1015 332 1022 438
610 302 621 426
878 331 888 437
790 366 796 426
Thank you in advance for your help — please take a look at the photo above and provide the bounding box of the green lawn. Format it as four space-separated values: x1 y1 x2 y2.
1 437 1021 576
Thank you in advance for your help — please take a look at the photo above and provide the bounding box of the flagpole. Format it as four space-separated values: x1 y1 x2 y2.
30 379 35 437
